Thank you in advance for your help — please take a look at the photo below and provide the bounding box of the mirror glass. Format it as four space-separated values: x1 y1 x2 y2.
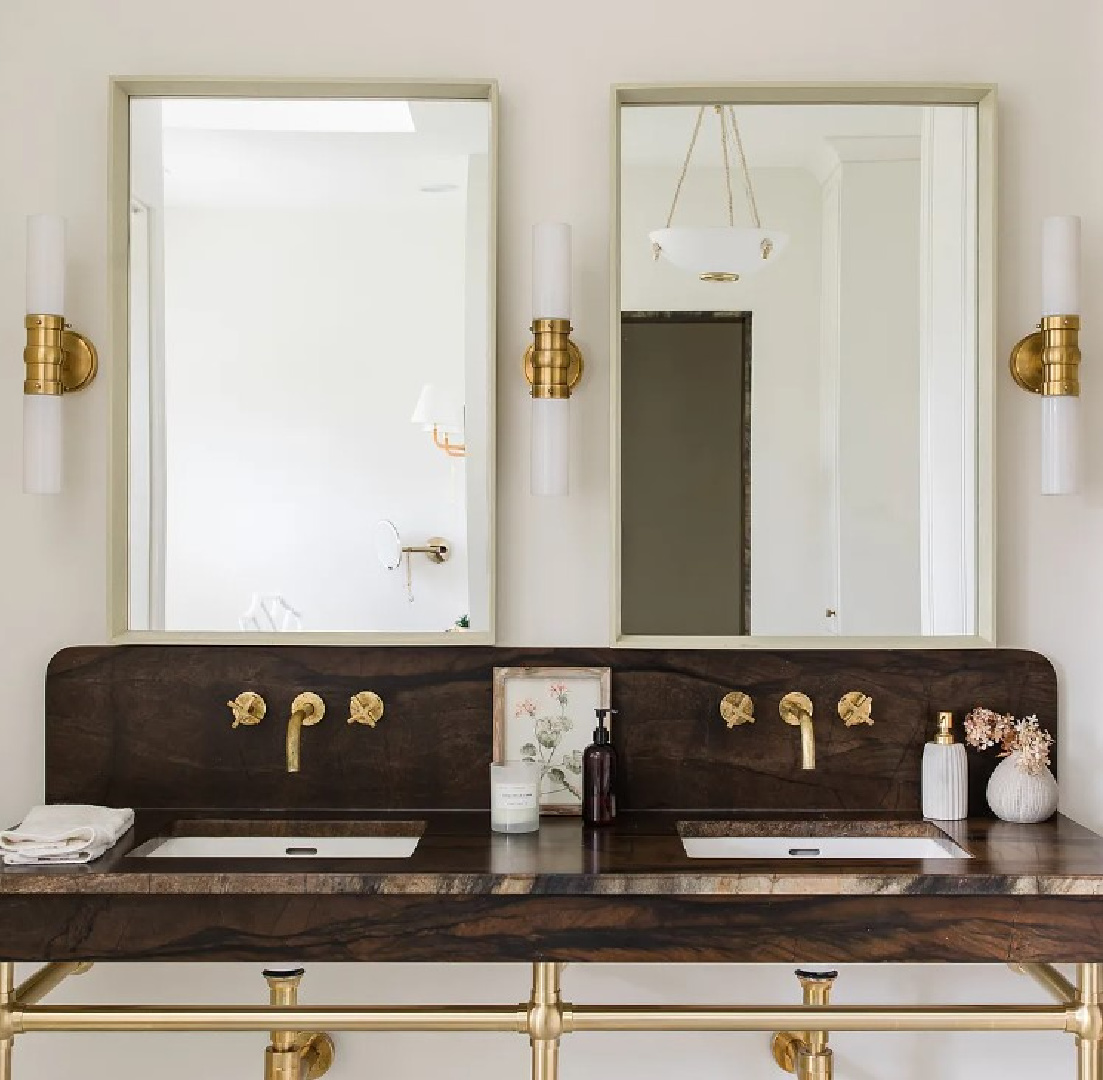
124 91 493 636
618 98 984 639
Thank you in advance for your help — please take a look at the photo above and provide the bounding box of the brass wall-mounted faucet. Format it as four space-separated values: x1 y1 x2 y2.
286 693 325 773
347 691 385 727
780 692 815 770
227 691 266 729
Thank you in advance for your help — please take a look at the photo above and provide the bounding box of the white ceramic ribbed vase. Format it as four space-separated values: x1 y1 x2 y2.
986 753 1058 824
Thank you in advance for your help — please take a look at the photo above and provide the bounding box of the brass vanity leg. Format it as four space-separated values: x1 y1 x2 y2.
528 963 565 1080
262 968 334 1080
772 970 837 1080
0 962 14 1080
1076 964 1103 1080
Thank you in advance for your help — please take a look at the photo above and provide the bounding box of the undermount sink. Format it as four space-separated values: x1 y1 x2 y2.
131 819 425 860
678 821 971 861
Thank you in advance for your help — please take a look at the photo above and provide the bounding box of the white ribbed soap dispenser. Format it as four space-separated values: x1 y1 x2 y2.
922 711 968 820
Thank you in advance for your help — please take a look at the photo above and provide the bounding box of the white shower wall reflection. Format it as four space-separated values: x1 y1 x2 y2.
125 94 493 635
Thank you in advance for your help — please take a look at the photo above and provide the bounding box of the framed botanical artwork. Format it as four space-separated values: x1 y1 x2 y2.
492 666 613 815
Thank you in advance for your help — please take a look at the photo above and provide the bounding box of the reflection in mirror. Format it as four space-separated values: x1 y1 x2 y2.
124 91 493 636
618 98 983 639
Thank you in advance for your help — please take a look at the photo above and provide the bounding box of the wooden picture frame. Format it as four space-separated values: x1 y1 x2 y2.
492 666 613 815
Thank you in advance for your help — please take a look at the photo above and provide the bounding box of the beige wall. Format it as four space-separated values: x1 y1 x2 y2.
0 1 1100 1077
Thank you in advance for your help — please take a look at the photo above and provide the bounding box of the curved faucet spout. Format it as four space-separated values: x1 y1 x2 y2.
285 693 325 773
779 692 815 771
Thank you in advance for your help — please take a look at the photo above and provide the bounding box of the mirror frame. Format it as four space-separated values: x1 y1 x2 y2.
610 83 997 649
108 78 498 644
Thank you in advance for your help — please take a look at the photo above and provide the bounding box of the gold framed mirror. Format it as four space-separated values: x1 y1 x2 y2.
611 84 996 647
109 79 497 643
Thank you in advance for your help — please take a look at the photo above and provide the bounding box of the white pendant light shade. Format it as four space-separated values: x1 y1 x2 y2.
531 397 569 496
1041 394 1079 496
23 394 62 495
650 226 788 281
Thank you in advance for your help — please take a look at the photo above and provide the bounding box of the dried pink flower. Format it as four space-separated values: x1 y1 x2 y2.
964 707 1052 775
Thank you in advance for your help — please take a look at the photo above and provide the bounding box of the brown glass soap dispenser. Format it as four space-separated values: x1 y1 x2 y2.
583 708 618 827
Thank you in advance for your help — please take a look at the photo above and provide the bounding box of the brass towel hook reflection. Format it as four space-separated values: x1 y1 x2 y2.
838 691 875 727
720 691 754 728
348 691 385 727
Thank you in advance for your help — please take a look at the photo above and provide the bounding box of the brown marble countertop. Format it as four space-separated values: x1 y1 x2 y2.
2 810 1102 898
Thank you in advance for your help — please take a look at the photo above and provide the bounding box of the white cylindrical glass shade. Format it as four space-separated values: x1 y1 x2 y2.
26 214 65 315
1042 215 1081 316
531 397 569 496
532 222 571 320
23 394 63 495
1041 394 1079 496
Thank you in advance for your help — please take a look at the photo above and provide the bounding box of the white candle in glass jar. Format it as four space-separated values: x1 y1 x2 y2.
490 762 541 833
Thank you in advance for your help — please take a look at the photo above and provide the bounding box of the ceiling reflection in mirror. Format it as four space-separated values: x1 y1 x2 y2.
618 101 981 639
124 93 493 636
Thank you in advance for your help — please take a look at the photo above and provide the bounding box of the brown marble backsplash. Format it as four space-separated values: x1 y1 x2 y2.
44 646 1057 814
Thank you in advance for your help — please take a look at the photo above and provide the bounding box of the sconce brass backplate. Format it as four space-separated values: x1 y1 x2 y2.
720 691 754 728
60 330 98 392
1009 329 1045 394
523 340 585 391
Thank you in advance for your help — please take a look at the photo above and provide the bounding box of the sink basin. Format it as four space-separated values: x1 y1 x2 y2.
678 820 970 861
131 819 425 860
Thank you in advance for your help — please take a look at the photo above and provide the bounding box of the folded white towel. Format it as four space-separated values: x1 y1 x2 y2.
0 804 134 865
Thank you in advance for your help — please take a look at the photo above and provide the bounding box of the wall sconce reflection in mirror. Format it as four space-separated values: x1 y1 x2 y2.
410 383 466 458
525 223 584 496
1010 215 1081 496
649 106 788 283
375 519 451 602
23 215 98 495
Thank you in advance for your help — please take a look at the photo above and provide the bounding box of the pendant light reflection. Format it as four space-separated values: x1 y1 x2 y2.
649 105 788 283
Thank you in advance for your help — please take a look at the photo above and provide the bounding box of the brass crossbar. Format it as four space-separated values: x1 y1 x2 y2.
0 961 1100 1080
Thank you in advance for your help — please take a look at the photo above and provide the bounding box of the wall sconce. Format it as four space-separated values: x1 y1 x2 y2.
23 214 98 495
410 384 466 458
1010 215 1081 495
524 222 583 496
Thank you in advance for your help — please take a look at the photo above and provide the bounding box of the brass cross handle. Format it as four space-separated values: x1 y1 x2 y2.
838 691 874 727
227 691 266 729
720 691 754 728
348 691 385 727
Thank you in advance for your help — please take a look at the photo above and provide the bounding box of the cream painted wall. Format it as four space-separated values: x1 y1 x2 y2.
0 1 1100 1079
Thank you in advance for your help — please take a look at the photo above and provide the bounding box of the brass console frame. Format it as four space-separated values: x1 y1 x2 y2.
0 961 1099 1080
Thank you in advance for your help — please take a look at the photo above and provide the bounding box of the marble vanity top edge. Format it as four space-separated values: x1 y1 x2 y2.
1 811 1102 898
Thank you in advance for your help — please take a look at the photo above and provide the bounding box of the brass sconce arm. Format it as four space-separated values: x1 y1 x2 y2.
1010 315 1081 397
23 314 97 397
523 319 584 400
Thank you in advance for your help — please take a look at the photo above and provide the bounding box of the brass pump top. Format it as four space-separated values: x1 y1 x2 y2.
935 711 956 745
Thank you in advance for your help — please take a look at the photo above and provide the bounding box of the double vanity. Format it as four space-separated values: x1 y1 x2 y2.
2 643 1102 1080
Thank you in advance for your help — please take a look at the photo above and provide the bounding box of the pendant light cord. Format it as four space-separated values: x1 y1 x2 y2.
658 104 763 251
726 106 762 229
